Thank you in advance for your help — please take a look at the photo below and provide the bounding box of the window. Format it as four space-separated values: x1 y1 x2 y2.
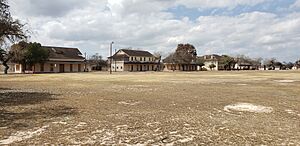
140 57 142 61
40 63 44 72
135 57 137 61
131 57 133 61
121 66 123 69
70 64 73 72
117 66 119 69
50 64 54 72
144 57 146 61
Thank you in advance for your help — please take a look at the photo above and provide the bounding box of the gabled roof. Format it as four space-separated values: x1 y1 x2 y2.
120 49 154 57
199 54 222 61
109 54 129 60
43 46 85 60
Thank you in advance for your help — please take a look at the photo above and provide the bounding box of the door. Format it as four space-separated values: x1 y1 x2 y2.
59 64 65 73
70 64 73 72
78 64 81 72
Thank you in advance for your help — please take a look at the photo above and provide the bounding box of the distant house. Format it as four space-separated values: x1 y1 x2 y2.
292 65 298 70
198 54 223 71
86 60 108 71
13 46 86 73
108 49 158 72
234 60 259 70
234 62 252 70
259 64 282 71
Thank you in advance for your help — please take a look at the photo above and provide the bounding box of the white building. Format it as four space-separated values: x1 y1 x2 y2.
109 49 158 72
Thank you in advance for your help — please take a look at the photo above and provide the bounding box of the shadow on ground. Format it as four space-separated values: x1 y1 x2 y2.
0 88 56 106
0 88 77 129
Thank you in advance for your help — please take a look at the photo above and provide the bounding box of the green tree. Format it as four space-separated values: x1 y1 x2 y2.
282 62 294 70
0 0 27 74
196 57 205 71
264 58 282 70
220 55 236 70
209 64 216 70
10 42 49 73
163 44 197 71
25 42 49 70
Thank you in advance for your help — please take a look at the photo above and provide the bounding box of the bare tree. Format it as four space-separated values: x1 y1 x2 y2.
296 59 300 68
153 51 162 71
88 53 107 71
0 0 27 74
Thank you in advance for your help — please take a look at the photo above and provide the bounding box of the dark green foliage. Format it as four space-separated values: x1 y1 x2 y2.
220 55 236 70
163 44 197 64
25 42 49 66
264 58 283 70
209 64 216 70
10 41 49 72
196 57 205 66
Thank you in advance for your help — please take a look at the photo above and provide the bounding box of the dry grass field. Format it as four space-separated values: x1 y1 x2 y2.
0 71 300 145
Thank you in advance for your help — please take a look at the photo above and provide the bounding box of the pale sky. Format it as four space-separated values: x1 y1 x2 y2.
9 0 300 61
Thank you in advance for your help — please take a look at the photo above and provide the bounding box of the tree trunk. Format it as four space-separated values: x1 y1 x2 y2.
3 60 9 74
157 59 161 71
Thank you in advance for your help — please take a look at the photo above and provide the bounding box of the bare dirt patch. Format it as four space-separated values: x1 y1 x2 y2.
1 71 300 145
224 103 273 113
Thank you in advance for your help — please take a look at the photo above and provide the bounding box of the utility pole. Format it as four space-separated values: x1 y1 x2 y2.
84 52 87 72
115 49 117 72
109 42 114 74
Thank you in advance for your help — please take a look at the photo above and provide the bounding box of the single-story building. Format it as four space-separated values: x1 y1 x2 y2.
163 63 198 71
12 46 86 73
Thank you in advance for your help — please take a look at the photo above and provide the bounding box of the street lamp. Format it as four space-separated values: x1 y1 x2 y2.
109 41 114 74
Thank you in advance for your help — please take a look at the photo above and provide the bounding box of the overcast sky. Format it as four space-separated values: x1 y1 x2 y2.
9 0 300 61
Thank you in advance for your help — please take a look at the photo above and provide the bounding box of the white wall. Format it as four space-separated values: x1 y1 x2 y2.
203 61 219 71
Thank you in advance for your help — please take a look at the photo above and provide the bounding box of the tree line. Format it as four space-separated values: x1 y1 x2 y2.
163 44 300 71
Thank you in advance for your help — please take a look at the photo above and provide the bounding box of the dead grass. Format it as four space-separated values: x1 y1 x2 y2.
0 71 300 145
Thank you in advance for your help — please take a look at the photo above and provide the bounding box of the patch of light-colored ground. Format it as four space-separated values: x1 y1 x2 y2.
0 125 49 145
224 103 273 113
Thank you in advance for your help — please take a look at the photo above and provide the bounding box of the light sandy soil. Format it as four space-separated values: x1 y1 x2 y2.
0 71 300 145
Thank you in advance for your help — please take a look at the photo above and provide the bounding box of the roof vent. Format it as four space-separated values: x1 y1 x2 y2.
52 48 63 54
51 48 57 53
